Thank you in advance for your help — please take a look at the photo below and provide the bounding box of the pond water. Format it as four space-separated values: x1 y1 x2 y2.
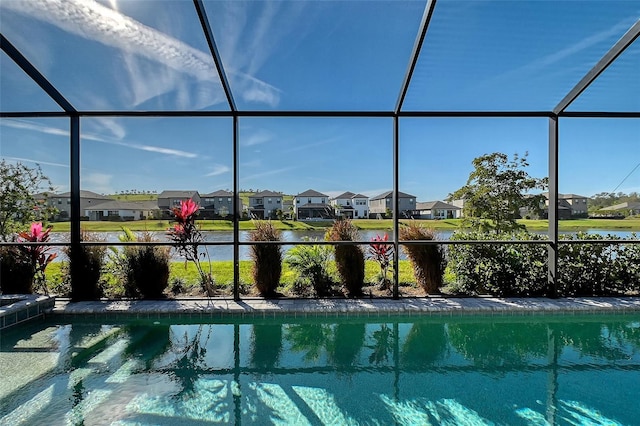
2 314 639 425
48 229 637 262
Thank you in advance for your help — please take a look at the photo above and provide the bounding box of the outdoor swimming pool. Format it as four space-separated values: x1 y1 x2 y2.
1 314 639 425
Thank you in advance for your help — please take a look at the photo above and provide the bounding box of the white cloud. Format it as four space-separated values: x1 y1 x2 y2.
2 156 68 168
205 164 231 177
0 119 69 138
81 172 114 194
241 166 298 182
242 130 273 147
1 0 280 108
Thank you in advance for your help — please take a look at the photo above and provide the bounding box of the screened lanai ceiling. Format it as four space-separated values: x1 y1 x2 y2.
1 0 638 113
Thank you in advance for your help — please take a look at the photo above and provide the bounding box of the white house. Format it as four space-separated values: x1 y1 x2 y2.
84 200 159 221
415 201 461 219
330 191 369 219
293 189 331 220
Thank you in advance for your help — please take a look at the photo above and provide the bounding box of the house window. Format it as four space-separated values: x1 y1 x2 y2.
268 198 272 204
321 198 325 203
308 198 311 203
296 199 300 204
58 200 62 205
227 198 231 202
409 199 414 203
219 198 223 202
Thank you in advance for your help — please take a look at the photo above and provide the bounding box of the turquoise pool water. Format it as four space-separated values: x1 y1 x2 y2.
1 314 639 425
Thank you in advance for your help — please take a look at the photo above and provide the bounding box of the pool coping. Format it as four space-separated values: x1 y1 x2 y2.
50 296 640 320
0 295 56 330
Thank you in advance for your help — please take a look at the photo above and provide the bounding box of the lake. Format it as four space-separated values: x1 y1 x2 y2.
48 229 637 261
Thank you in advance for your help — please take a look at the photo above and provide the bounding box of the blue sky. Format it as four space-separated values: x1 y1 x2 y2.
0 0 638 202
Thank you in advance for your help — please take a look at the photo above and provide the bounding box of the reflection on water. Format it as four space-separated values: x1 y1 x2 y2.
2 315 640 425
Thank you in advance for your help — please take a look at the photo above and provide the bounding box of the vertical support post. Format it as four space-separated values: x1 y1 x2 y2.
69 115 81 299
233 115 240 301
548 116 559 298
393 116 400 299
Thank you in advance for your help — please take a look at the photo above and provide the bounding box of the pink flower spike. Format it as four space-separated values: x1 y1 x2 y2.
181 199 199 218
31 222 43 238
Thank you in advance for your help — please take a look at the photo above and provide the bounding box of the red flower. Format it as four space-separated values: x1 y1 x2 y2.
171 199 199 223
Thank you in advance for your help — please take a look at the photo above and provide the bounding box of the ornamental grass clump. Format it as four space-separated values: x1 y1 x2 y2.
68 231 107 301
120 228 170 299
325 219 365 297
249 220 282 297
167 199 214 296
399 223 445 295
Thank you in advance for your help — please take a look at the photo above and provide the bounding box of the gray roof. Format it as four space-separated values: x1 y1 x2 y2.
331 191 355 200
296 189 329 198
352 193 369 199
158 190 199 198
601 201 640 211
542 192 589 200
52 190 112 200
416 201 461 211
250 190 282 198
84 200 159 211
370 191 416 201
201 190 232 197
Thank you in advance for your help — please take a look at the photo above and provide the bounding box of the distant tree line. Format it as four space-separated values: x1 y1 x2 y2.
589 192 640 212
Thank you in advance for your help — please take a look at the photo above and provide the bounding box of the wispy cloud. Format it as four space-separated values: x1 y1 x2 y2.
242 129 273 147
81 172 113 194
2 0 280 108
490 17 637 83
205 164 231 177
283 136 342 154
2 156 69 168
241 166 299 182
1 118 197 159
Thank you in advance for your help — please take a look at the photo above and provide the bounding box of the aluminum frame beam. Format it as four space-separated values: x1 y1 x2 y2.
1 34 76 113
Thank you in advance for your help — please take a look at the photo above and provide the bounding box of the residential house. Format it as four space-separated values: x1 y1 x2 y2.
541 193 590 218
414 201 461 219
294 189 332 220
282 199 294 219
248 190 283 219
600 201 640 217
368 191 416 219
330 191 369 219
201 190 242 219
84 200 159 221
157 190 201 218
45 190 113 220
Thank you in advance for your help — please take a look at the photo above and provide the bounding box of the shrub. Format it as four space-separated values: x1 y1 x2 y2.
249 220 282 296
367 233 394 292
399 223 445 294
285 239 334 297
121 230 170 299
0 246 34 294
557 232 640 296
446 230 547 296
67 231 107 301
325 219 365 297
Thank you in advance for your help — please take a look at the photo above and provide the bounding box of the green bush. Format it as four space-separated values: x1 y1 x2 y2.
121 230 170 299
0 246 34 294
558 232 640 296
446 230 547 296
285 240 334 297
249 221 283 296
325 219 365 297
399 223 445 295
67 231 107 301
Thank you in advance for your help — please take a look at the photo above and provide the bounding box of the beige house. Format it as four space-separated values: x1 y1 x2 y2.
414 201 461 219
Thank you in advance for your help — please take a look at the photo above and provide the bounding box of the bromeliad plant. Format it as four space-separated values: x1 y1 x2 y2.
368 233 394 291
167 199 214 296
17 222 57 294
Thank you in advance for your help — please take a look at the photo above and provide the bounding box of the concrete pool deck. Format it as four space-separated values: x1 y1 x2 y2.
51 296 640 319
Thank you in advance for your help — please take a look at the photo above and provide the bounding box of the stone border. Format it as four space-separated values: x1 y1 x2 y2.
0 295 55 330
50 296 640 320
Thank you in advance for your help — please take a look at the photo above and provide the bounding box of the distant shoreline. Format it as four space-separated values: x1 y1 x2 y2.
47 218 640 233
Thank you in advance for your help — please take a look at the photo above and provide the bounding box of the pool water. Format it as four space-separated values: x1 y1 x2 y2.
1 314 639 425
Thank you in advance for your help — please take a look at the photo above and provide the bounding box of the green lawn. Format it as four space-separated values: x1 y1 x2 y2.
48 217 640 233
44 260 418 297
